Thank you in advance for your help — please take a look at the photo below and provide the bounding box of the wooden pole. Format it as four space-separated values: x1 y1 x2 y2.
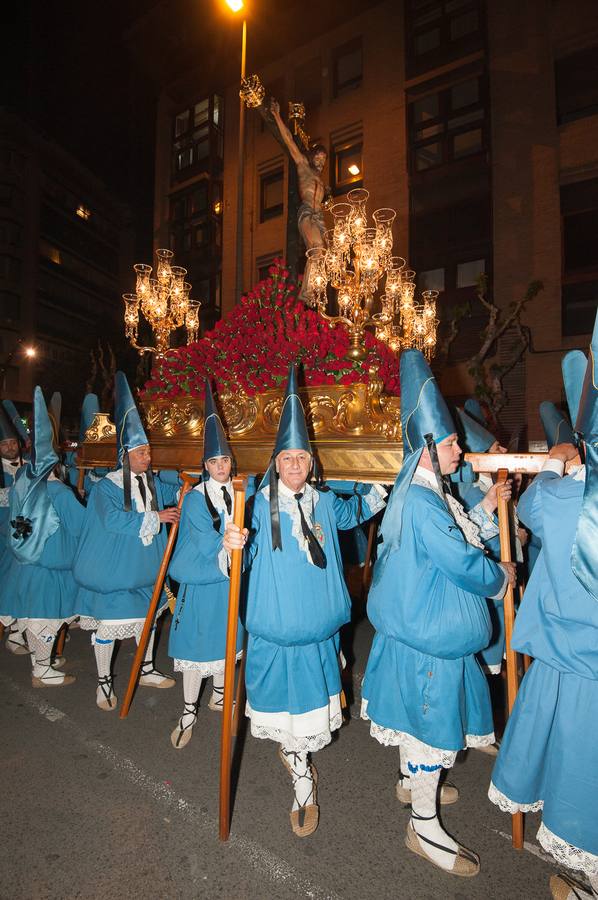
55 623 68 658
219 475 248 841
119 472 196 719
496 467 524 850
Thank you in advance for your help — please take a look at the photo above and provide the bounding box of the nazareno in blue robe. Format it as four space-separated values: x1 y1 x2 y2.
73 472 178 630
489 466 598 875
0 459 21 612
3 477 86 622
168 479 247 673
361 472 506 766
243 481 385 752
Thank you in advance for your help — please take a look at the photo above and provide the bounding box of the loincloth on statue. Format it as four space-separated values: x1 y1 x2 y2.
298 202 325 239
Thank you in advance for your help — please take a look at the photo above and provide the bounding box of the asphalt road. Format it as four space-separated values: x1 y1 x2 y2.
0 615 565 900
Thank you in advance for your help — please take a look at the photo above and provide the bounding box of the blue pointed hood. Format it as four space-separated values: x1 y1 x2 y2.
2 399 29 444
203 379 232 462
274 365 311 456
378 350 455 554
8 387 60 564
114 371 149 464
463 397 486 426
79 393 100 443
48 391 62 450
452 406 496 483
539 401 575 449
562 350 587 426
571 308 598 602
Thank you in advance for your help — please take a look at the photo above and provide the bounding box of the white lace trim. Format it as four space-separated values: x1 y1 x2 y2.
139 510 160 546
0 615 15 627
361 698 494 766
482 663 502 675
413 470 484 549
250 722 342 753
537 822 598 878
468 502 499 542
247 693 342 752
20 617 76 637
0 486 9 507
173 651 243 674
261 482 321 566
79 602 168 639
363 487 386 516
487 781 544 813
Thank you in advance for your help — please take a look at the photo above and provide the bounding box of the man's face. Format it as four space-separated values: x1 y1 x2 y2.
436 433 462 475
128 444 151 474
312 151 327 173
276 449 312 493
0 438 19 461
205 456 232 484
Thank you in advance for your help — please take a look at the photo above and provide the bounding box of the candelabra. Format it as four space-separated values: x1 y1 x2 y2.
305 189 438 360
123 249 201 356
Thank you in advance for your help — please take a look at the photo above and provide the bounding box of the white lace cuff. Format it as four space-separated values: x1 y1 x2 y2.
364 485 386 515
490 568 509 600
139 510 160 546
218 546 229 578
468 502 499 541
0 486 10 507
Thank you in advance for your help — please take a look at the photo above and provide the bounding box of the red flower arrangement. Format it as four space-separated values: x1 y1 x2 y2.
141 259 401 401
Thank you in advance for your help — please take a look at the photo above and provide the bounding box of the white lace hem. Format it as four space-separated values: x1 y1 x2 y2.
487 781 544 813
0 486 10 507
537 822 598 878
79 602 168 639
173 651 242 674
247 693 342 753
139 510 160 546
361 698 494 767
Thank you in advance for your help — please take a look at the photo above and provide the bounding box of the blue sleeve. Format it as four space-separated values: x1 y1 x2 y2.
516 471 558 538
417 490 505 596
169 491 227 586
95 481 149 537
330 486 386 531
48 483 87 536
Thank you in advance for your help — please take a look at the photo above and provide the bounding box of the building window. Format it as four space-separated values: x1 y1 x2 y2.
0 254 22 281
39 240 61 266
172 94 224 180
0 290 20 323
555 47 598 126
194 223 208 247
191 183 209 215
175 110 190 137
294 56 322 109
332 38 362 97
406 0 484 74
260 169 284 222
332 140 363 194
256 252 283 283
456 258 485 288
409 75 486 173
419 268 445 291
561 177 598 335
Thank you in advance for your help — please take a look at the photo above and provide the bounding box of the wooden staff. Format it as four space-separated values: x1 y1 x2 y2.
55 623 68 658
119 472 196 719
220 474 248 841
496 467 524 850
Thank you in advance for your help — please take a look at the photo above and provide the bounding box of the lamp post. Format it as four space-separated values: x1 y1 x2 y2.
0 339 37 398
225 0 247 304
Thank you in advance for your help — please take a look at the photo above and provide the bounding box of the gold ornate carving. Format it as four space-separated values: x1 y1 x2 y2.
83 414 116 443
79 381 403 481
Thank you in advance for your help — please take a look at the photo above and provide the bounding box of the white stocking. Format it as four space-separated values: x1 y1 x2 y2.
398 750 411 791
27 630 54 676
409 763 458 871
93 635 115 679
280 747 314 812
181 670 203 727
136 625 156 667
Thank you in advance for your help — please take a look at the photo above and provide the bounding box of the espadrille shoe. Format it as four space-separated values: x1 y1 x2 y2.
396 778 459 806
138 664 175 688
550 873 594 900
32 665 76 688
171 703 198 749
6 633 30 655
405 821 480 877
290 763 319 838
96 676 117 711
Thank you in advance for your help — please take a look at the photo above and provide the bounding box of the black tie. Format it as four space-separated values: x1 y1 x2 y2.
135 474 147 509
221 485 232 515
294 493 327 569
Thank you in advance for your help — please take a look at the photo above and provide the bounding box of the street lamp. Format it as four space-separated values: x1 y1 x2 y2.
224 0 247 304
0 339 37 397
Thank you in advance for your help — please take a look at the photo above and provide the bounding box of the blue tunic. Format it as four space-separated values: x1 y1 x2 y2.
490 468 598 868
455 478 506 671
74 474 178 621
244 484 384 721
362 479 505 756
0 461 21 615
168 482 245 667
3 479 86 620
